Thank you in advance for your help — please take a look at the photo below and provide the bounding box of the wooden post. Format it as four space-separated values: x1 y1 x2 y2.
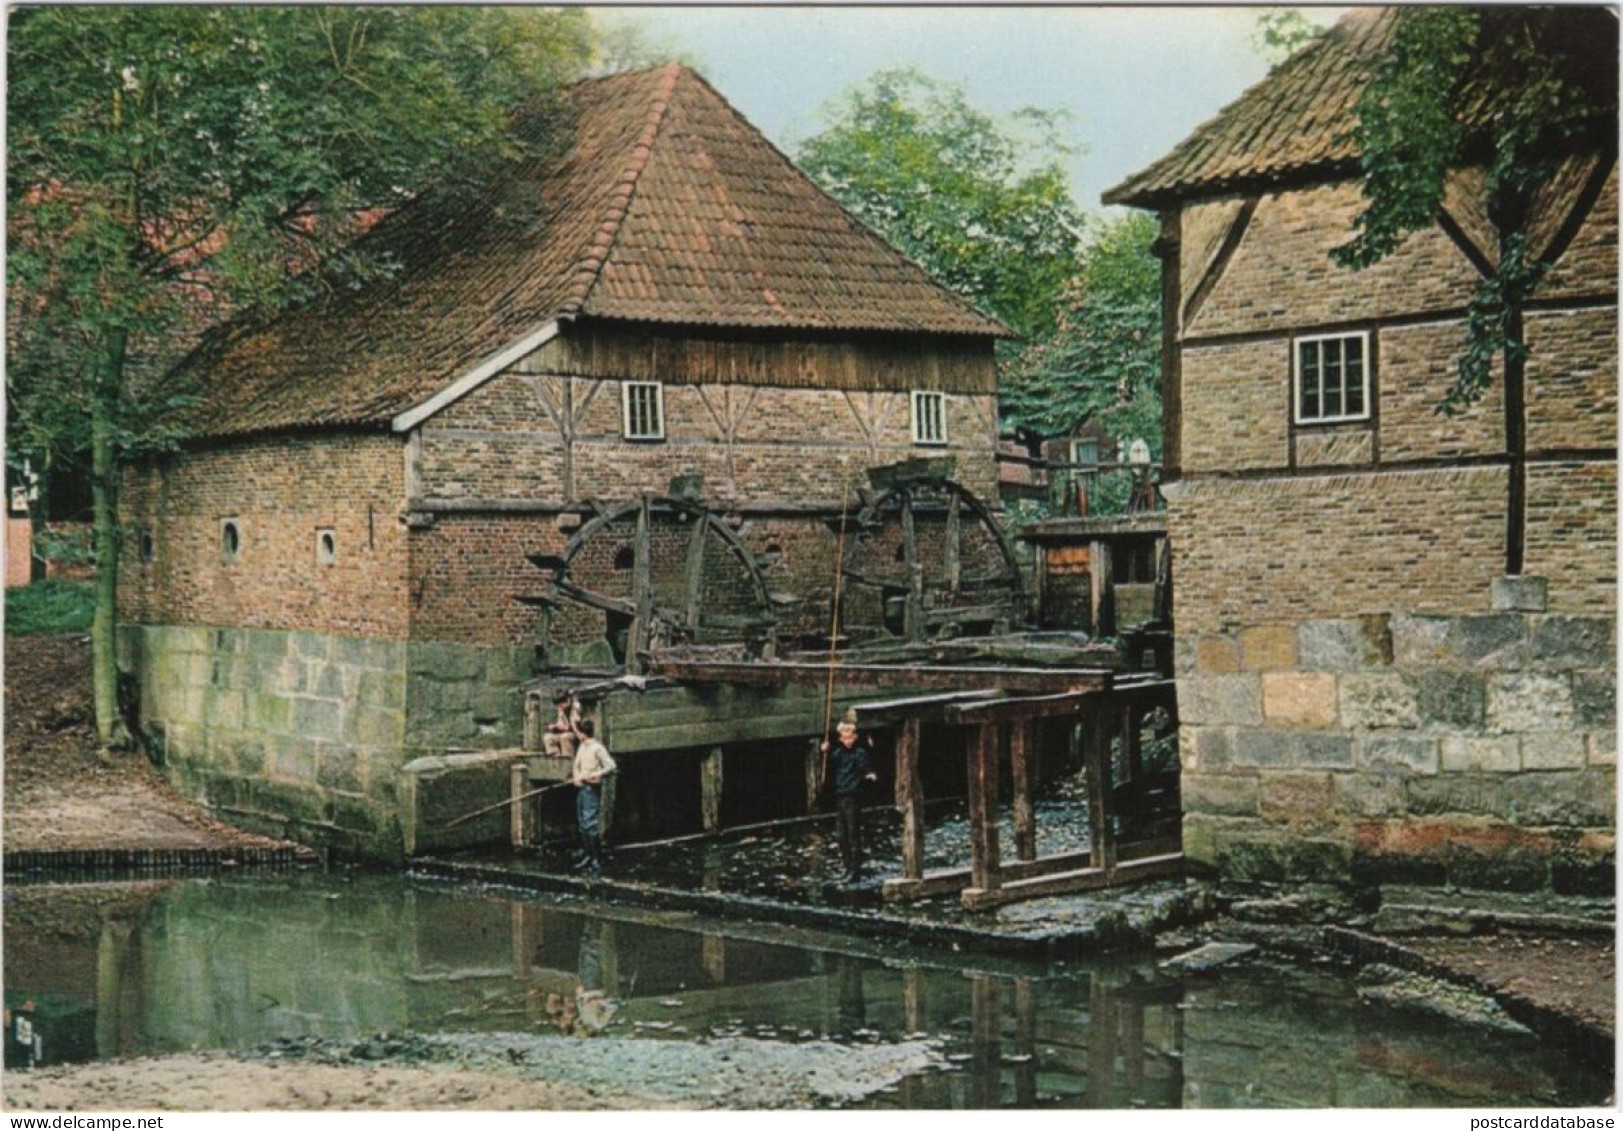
601 772 617 839
683 514 708 633
1120 701 1142 785
805 739 822 814
1152 535 1172 626
900 488 925 643
894 717 925 880
510 759 528 848
628 494 653 674
1010 718 1037 862
1090 537 1116 638
700 747 723 835
1084 702 1118 873
966 722 1002 893
701 934 726 984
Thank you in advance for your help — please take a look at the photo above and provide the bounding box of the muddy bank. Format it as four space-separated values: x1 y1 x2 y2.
4 634 302 860
4 1031 945 1112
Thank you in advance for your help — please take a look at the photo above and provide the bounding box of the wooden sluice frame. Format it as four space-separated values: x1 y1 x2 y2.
878 676 1182 911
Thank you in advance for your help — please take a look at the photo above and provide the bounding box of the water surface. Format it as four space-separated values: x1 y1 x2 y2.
2 873 1607 1107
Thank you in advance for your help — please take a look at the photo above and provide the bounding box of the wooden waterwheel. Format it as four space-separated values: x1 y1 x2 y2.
522 488 777 673
841 458 1027 644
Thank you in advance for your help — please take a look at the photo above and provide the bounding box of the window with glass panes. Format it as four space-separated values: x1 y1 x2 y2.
1294 332 1370 424
621 382 665 440
911 390 947 445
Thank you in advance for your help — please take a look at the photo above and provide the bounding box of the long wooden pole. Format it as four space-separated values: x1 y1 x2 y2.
441 779 576 829
819 473 854 793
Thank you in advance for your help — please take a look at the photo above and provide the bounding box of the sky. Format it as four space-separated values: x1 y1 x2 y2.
594 6 1344 215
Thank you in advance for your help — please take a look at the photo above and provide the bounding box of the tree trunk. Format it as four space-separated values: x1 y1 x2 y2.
90 329 131 750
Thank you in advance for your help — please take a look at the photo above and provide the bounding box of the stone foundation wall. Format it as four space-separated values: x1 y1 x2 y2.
1177 581 1615 894
120 624 534 861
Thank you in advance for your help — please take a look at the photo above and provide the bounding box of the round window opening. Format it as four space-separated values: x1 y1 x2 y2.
612 545 635 572
221 521 241 560
318 530 337 565
139 531 155 562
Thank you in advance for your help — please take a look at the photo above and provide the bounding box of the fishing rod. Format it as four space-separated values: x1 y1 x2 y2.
819 472 854 796
439 778 582 829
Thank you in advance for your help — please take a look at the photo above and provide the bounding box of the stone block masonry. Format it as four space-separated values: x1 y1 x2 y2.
120 624 534 861
1177 585 1615 895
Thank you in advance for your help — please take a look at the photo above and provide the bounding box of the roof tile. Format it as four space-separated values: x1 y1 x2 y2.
188 65 1005 438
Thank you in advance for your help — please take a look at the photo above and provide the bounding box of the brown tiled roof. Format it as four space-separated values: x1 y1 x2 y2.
1105 7 1618 208
188 64 1007 439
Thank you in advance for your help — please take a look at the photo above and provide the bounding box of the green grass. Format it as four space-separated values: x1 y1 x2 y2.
6 578 96 635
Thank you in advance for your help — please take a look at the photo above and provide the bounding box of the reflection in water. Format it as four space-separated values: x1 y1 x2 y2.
1 874 1608 1108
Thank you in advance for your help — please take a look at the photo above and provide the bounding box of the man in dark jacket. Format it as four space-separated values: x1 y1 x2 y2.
822 713 878 882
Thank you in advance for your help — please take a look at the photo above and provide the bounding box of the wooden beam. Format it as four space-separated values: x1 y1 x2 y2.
945 490 962 596
961 852 1183 910
882 849 1093 902
1010 718 1036 862
700 747 723 834
850 689 1001 726
894 717 925 881
551 578 634 618
966 722 1002 893
946 688 1105 724
649 659 1113 695
1090 538 1116 637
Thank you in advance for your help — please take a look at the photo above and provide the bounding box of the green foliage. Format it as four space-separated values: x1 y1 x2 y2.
796 68 1085 339
7 6 595 470
6 7 595 742
6 579 96 636
1001 212 1162 442
1253 9 1327 67
33 524 95 569
1333 8 1605 411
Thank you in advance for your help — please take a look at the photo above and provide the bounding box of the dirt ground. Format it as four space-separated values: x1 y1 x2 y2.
1401 932 1616 1036
4 633 298 855
2 1054 662 1111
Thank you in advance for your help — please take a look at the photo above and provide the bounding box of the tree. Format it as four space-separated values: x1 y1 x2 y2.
1332 7 1613 412
1252 9 1325 67
796 68 1086 340
1001 212 1162 446
7 7 595 747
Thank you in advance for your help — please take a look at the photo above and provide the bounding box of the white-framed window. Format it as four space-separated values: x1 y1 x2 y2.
220 518 242 563
1294 331 1370 424
315 528 337 566
911 390 947 445
621 382 665 441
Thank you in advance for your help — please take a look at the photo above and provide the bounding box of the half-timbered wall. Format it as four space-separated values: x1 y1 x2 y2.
1165 162 1617 895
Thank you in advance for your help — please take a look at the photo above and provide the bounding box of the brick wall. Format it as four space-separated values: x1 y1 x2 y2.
120 434 408 639
1185 181 1482 338
1165 468 1509 637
